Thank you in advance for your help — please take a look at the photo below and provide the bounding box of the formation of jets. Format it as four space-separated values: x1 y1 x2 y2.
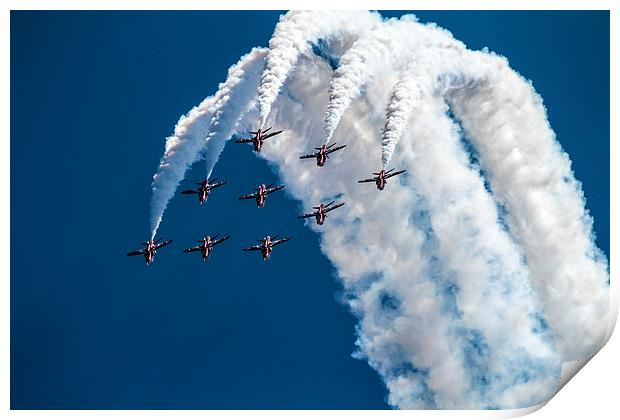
128 126 406 265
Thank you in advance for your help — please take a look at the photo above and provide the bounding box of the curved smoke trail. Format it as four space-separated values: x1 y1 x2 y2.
442 50 609 360
323 16 464 147
149 48 267 239
200 48 268 178
262 52 560 409
147 11 609 409
321 19 395 145
257 10 379 128
379 59 424 168
379 47 470 167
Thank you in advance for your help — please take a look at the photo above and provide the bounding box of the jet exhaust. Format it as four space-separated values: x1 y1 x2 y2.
146 11 609 409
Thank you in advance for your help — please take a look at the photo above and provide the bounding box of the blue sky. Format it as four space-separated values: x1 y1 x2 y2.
10 11 609 409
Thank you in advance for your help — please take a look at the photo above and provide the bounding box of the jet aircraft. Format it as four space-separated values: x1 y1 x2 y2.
180 177 228 204
238 183 285 208
126 237 173 265
242 235 291 261
298 201 345 225
183 234 231 261
235 127 283 152
358 168 406 191
299 143 347 167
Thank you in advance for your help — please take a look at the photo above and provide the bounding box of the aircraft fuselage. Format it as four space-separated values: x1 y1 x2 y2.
376 170 387 190
252 129 268 152
317 146 328 166
200 239 213 260
256 185 267 207
199 188 209 204
316 205 326 225
261 238 273 260
261 246 272 261
144 242 156 265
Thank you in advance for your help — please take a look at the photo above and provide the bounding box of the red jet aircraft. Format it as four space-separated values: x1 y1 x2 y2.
298 201 345 225
358 168 406 191
238 183 285 208
235 127 283 152
242 235 291 261
126 237 173 265
180 177 228 204
183 234 231 261
299 143 347 167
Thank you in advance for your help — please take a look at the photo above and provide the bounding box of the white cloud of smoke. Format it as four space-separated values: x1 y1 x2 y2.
148 11 609 409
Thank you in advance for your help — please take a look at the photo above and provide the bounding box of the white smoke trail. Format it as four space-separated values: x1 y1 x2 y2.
260 51 560 409
257 10 379 128
396 90 560 408
322 16 464 147
149 99 216 239
443 50 609 361
380 45 608 363
149 48 267 239
379 43 473 168
379 59 424 167
260 54 477 408
147 11 608 409
201 48 268 178
321 20 393 144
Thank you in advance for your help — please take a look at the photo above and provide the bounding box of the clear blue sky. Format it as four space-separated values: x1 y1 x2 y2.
10 11 609 409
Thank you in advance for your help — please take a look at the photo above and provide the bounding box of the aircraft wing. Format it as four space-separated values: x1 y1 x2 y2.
261 130 283 140
266 185 285 195
243 245 263 252
358 177 377 183
326 144 347 154
180 189 199 194
235 138 254 144
325 202 345 213
126 250 144 256
212 235 231 246
299 153 318 159
272 237 291 247
385 169 406 179
238 192 258 200
154 239 173 250
298 212 316 219
183 246 202 253
208 181 228 190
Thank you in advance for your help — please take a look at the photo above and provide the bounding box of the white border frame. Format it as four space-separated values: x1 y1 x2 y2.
2 2 617 419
